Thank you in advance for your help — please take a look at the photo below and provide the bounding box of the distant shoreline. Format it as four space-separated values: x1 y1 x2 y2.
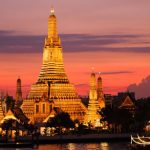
15 133 132 144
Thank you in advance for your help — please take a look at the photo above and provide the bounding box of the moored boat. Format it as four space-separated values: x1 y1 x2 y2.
129 135 150 150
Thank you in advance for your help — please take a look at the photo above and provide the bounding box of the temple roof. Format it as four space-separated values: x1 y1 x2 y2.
43 107 61 123
113 92 135 109
0 109 19 124
13 107 29 124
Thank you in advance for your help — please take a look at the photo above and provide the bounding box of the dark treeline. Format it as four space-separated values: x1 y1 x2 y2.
100 97 150 133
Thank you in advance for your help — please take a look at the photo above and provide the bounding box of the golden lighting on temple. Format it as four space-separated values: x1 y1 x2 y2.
84 72 105 127
21 7 87 124
50 7 55 15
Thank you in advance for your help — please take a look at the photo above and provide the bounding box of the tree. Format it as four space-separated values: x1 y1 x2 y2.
47 112 74 133
133 98 150 132
5 96 15 111
1 119 19 142
99 106 114 131
99 106 134 133
100 98 150 133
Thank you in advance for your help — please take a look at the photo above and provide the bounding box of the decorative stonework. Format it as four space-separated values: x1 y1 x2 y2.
22 8 87 123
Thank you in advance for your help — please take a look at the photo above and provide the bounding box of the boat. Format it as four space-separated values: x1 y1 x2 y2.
129 135 150 150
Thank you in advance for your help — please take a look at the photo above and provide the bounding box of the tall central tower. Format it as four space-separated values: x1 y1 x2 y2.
23 8 87 123
29 8 69 98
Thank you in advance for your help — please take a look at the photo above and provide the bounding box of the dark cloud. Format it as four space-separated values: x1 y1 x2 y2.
0 30 14 36
100 71 134 75
0 30 150 53
85 71 134 75
61 34 150 53
128 75 150 99
0 31 44 53
74 83 127 96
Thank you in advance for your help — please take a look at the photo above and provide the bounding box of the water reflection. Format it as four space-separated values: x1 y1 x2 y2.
2 143 128 150
38 144 69 150
68 143 76 150
100 142 109 150
86 143 100 150
38 142 126 150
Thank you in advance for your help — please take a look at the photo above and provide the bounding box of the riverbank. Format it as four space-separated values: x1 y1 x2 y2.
16 133 132 144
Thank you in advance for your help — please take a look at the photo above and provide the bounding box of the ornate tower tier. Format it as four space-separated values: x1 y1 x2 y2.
22 8 87 123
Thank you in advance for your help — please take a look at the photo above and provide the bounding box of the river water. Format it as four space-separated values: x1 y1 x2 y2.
0 142 129 150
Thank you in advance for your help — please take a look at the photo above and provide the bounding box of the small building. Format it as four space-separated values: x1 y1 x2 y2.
104 94 113 108
112 92 136 113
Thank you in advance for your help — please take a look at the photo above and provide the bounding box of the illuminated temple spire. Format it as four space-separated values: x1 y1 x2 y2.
48 7 57 39
15 77 23 107
97 73 105 108
85 72 100 127
28 7 69 98
22 7 87 123
50 7 55 15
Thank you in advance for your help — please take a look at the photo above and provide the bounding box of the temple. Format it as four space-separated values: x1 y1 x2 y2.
21 8 87 123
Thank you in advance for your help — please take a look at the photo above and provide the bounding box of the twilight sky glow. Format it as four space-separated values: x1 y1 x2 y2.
0 0 150 98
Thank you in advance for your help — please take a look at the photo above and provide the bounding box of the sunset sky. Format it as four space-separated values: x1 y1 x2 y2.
0 0 150 98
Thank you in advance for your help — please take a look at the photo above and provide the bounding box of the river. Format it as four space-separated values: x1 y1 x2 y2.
0 142 129 150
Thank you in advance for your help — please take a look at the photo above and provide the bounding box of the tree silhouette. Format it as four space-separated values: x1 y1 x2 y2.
1 119 19 142
100 106 134 133
47 112 74 133
5 96 15 111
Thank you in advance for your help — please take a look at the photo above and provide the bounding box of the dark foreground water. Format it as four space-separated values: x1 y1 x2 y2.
0 142 129 150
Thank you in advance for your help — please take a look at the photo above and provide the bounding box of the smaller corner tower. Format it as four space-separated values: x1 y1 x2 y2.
16 77 23 107
85 72 100 127
97 73 105 109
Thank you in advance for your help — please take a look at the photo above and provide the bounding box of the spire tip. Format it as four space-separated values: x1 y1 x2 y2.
50 6 55 15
